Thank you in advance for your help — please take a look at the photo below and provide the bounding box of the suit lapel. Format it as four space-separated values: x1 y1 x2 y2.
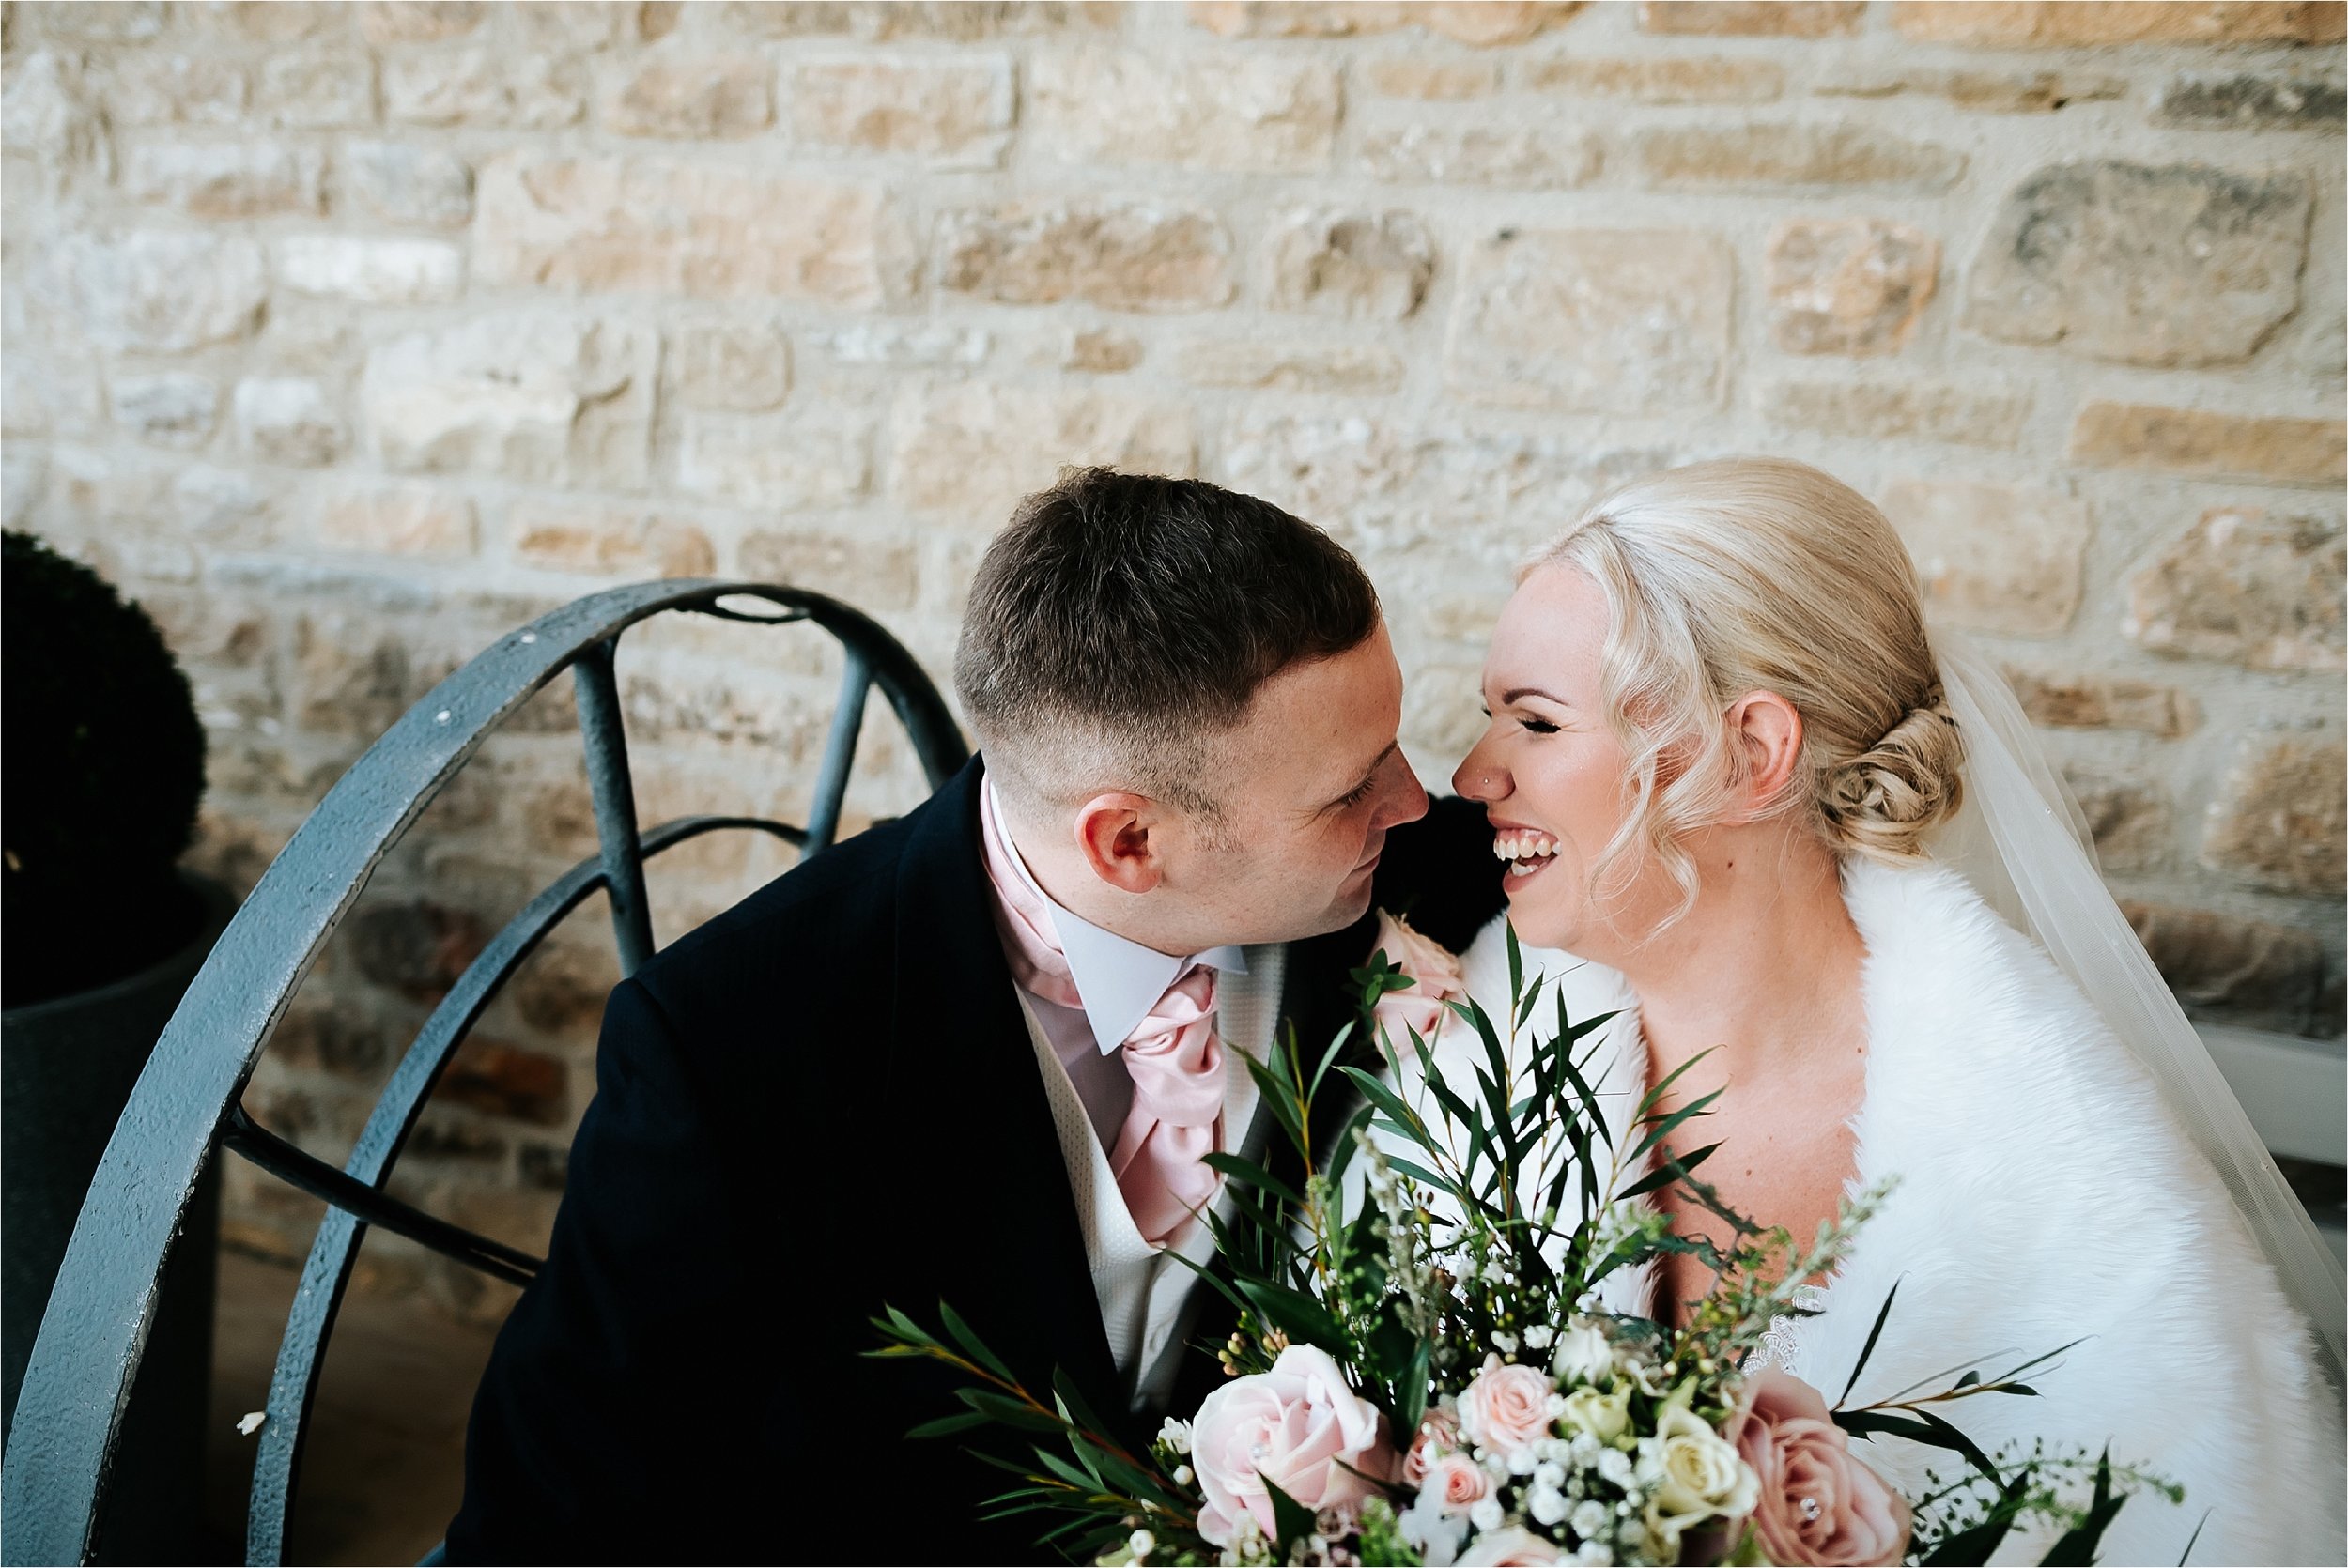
888 760 1121 1417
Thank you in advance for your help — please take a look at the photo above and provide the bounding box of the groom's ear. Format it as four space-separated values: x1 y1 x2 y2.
1725 690 1805 817
1073 792 1167 894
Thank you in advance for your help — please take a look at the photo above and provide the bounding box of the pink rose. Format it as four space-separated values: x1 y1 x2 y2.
1458 1525 1566 1565
1190 1345 1400 1547
1403 1407 1460 1483
1722 1370 1911 1567
1370 911 1466 1047
1458 1356 1558 1460
1421 1451 1491 1517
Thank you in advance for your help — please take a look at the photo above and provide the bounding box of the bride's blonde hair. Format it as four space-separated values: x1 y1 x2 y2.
1532 456 1964 915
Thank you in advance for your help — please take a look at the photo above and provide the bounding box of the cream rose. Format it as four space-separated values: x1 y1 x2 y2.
1189 1345 1399 1547
1457 1524 1567 1565
1370 911 1467 1047
1458 1357 1560 1461
1642 1401 1761 1555
1722 1370 1911 1567
1558 1382 1631 1445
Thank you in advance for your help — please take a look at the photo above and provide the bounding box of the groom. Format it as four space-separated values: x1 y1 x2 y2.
445 469 1501 1564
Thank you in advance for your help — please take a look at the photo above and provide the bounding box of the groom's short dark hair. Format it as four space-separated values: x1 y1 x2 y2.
954 468 1379 817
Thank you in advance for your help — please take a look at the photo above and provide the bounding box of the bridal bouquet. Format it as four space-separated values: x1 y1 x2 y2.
875 920 2170 1566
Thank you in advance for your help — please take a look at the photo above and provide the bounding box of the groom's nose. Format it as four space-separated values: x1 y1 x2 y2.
1374 746 1429 829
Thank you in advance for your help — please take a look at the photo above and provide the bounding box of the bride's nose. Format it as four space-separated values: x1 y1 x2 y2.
1452 732 1507 802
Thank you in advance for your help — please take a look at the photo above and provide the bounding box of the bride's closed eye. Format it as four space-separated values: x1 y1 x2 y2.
1481 707 1560 735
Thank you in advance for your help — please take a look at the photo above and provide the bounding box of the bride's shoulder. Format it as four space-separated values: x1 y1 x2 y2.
1841 856 2169 1129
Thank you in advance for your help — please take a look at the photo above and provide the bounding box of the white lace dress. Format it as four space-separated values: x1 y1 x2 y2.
1392 857 2344 1567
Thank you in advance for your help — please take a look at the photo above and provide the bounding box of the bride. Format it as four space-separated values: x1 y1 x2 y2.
1401 457 2343 1565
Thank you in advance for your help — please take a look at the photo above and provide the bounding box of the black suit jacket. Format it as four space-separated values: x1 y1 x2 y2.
446 759 1500 1564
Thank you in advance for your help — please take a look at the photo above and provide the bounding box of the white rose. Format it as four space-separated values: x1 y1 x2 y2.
1550 1320 1614 1386
1460 1524 1567 1565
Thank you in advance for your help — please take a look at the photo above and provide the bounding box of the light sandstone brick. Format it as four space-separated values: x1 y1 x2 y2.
856 2 1120 39
362 315 657 487
110 372 218 448
255 47 378 128
2201 738 2346 895
385 48 585 129
1028 48 1340 174
1444 228 1731 415
359 1 486 42
1522 55 1784 102
1174 340 1406 394
1879 478 2090 637
2124 507 2344 671
1358 123 1602 187
1636 125 1965 192
317 482 479 558
2002 668 2199 736
2120 901 2325 1032
739 529 919 608
2067 403 2345 486
1358 56 1499 100
2065 773 2173 873
1053 328 1144 373
936 200 1234 312
812 323 990 367
597 53 772 139
2154 73 2346 131
712 1 857 35
476 153 908 306
104 54 247 124
1190 2 1587 44
887 382 1197 516
1636 1 1864 34
4 50 109 192
235 377 348 467
341 140 474 227
514 2 652 47
124 139 324 217
788 57 1013 167
1893 2 2345 46
181 1 332 39
25 1 164 39
1760 380 2029 448
172 463 276 544
667 320 791 411
1814 69 2127 114
675 409 872 508
1766 219 1938 356
1263 209 1436 321
277 235 464 305
1964 162 2311 368
45 230 268 354
512 500 715 577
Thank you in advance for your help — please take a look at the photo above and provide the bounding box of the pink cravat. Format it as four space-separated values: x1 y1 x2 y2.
980 797 1225 1248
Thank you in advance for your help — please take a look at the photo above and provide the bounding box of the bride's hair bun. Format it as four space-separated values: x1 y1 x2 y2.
1816 694 1965 863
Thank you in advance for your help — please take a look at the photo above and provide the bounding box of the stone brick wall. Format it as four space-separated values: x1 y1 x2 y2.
4 0 2342 1314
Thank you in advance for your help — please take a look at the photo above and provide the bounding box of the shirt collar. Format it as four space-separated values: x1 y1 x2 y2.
984 779 1247 1053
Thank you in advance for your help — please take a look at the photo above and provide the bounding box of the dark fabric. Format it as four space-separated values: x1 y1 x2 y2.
445 759 1501 1565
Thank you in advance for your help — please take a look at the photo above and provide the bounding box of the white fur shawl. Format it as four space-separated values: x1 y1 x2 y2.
1429 858 2345 1567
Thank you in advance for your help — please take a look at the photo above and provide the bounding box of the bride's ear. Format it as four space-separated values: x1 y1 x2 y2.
1724 691 1804 818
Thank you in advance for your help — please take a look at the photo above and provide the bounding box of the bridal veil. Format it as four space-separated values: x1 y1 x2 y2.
1927 628 2347 1381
